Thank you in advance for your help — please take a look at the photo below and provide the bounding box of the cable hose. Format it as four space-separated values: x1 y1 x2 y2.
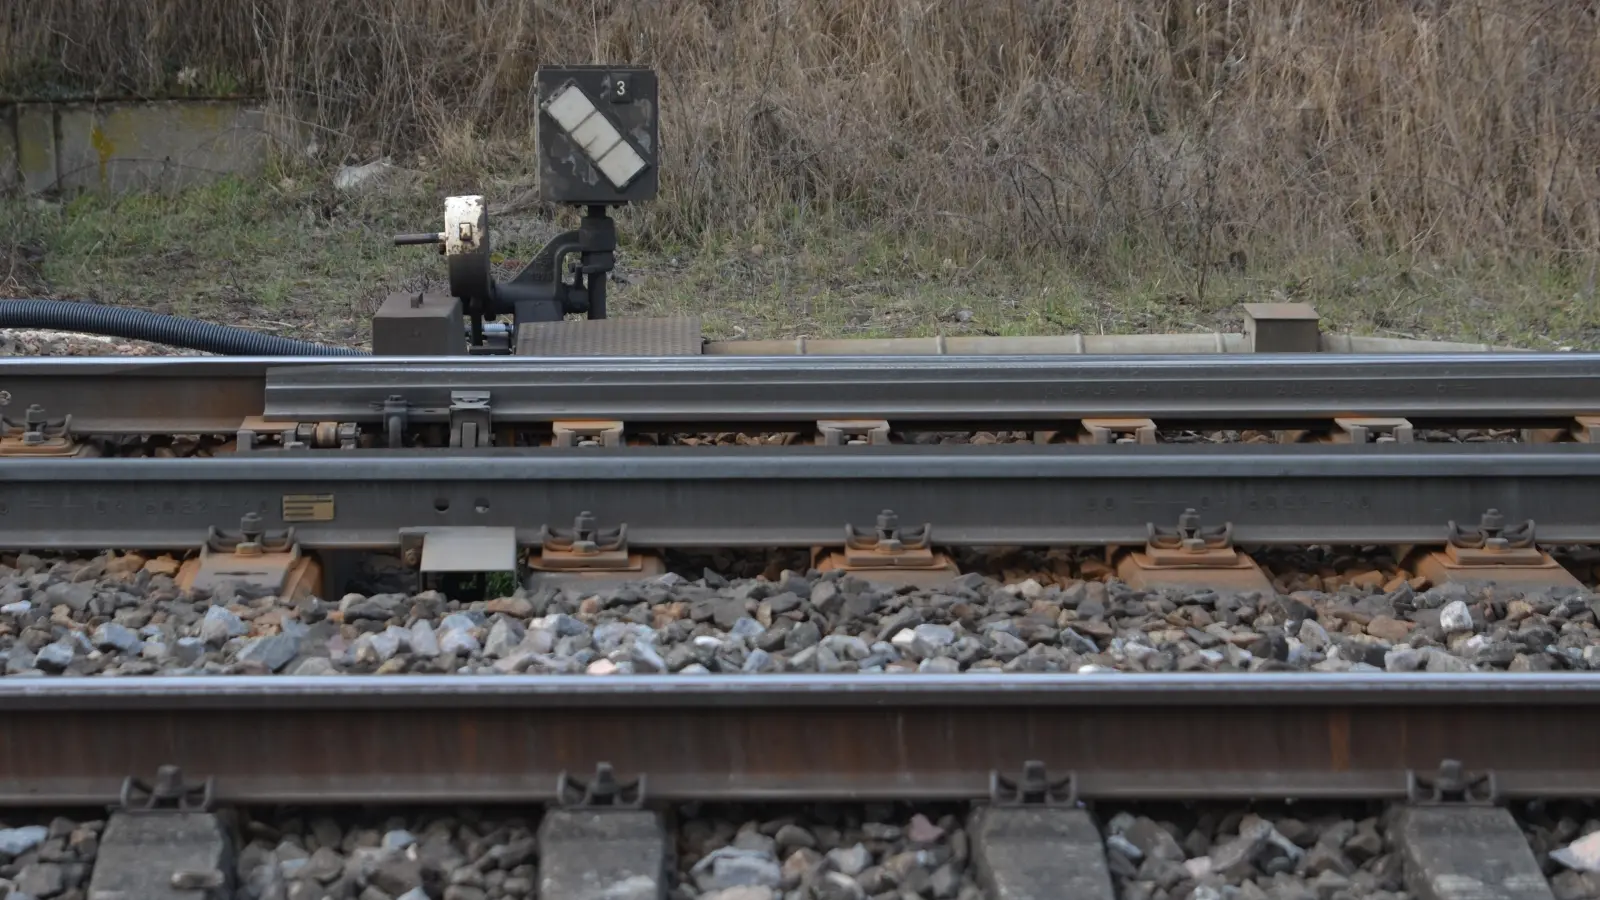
0 299 368 356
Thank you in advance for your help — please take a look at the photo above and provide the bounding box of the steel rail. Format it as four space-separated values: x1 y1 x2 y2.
4 443 1600 548
0 673 1596 803
6 352 1600 433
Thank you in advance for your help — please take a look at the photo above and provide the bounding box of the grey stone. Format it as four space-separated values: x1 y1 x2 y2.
4 645 36 674
785 621 822 651
1439 600 1474 634
1211 821 1273 878
408 620 441 657
199 605 246 644
913 623 956 650
237 633 301 672
172 636 206 666
918 657 961 674
820 635 872 661
782 848 825 887
540 612 589 637
1425 649 1472 673
279 856 310 879
713 601 750 631
1106 834 1143 862
811 582 842 615
729 617 766 641
1124 818 1185 863
371 855 423 895
703 889 775 900
16 862 64 897
1344 823 1385 862
44 580 95 611
299 847 346 883
1552 871 1598 900
595 622 651 654
483 619 523 658
827 844 872 877
692 848 783 891
439 612 478 632
341 594 402 622
521 626 556 655
290 657 340 676
92 622 142 653
34 641 74 672
1302 843 1355 877
1297 619 1331 653
354 631 401 666
1384 647 1428 672
733 830 777 858
0 825 49 856
631 642 669 674
1308 870 1351 900
988 631 1029 660
815 871 866 900
439 627 481 656
774 824 815 854
927 864 960 900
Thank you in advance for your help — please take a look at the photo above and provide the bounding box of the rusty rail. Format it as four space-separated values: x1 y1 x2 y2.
5 353 1600 435
0 673 1595 804
6 443 1600 549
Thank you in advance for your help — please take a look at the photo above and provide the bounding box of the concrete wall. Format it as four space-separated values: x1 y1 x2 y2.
0 99 280 195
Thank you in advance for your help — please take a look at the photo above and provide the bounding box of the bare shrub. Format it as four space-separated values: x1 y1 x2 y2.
5 0 1598 268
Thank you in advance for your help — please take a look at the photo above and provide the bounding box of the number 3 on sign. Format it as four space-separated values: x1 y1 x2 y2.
608 73 633 103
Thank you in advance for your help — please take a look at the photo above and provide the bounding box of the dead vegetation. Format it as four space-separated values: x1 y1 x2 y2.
3 0 1597 279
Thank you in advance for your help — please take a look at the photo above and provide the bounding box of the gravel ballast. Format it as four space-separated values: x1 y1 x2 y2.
0 814 101 900
231 809 537 900
673 805 979 900
0 549 1595 677
1099 806 1413 900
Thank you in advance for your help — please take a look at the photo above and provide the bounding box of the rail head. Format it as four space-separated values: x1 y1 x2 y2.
2 672 1598 710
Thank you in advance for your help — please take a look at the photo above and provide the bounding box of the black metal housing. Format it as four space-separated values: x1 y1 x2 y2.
536 65 659 206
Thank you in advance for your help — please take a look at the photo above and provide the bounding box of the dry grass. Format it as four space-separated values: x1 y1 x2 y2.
6 174 1599 352
5 0 1599 286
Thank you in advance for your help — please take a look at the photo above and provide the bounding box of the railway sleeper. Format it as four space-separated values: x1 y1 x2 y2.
75 502 1600 604
1 418 1551 452
55 758 1580 900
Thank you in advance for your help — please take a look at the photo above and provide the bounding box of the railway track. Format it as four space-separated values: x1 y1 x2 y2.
5 354 1600 898
6 352 1600 441
0 673 1595 900
7 63 1599 900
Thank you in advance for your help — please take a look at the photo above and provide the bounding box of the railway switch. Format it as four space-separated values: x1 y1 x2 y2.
382 66 660 354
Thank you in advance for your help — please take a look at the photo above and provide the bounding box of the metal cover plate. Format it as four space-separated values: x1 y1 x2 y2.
420 527 518 572
515 318 702 357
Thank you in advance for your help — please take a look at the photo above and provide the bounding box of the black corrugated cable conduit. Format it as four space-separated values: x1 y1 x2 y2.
0 299 369 356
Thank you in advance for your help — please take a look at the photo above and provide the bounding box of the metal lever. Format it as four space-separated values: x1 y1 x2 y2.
393 232 445 246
